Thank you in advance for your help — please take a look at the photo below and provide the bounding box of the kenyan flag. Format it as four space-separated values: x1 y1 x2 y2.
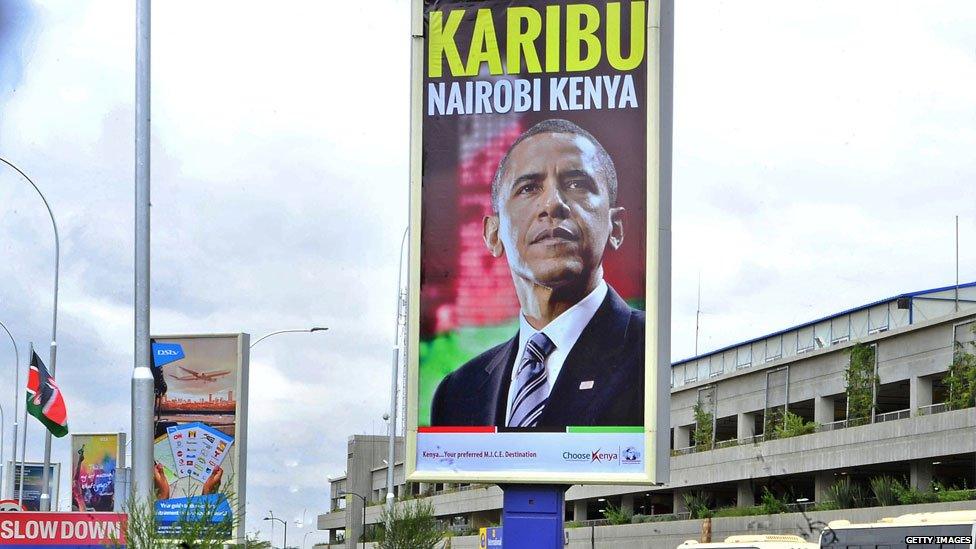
26 350 68 438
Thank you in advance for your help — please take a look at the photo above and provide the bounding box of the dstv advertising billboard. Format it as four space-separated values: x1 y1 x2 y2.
406 0 672 485
150 334 249 539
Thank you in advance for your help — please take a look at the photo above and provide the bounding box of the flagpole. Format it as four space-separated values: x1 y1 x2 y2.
18 343 31 507
0 319 18 500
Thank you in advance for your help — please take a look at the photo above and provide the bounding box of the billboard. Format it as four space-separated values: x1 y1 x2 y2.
150 334 249 539
70 433 125 512
0 512 125 547
4 462 60 511
406 0 672 485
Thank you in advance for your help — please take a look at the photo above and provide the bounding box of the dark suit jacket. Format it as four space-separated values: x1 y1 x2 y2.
431 286 644 428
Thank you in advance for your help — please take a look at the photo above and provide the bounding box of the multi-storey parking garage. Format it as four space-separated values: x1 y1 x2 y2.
318 282 976 547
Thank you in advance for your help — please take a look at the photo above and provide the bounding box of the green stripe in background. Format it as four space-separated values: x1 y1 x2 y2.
567 426 645 433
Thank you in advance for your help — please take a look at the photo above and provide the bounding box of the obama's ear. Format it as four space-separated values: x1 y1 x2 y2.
483 215 504 257
608 206 625 250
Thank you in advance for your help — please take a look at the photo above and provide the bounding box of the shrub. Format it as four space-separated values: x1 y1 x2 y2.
760 487 790 515
632 514 673 524
773 411 818 439
869 476 904 507
378 499 448 549
938 489 976 503
893 484 938 505
601 502 634 525
811 501 839 511
682 491 713 519
712 506 766 518
825 477 868 509
110 490 238 549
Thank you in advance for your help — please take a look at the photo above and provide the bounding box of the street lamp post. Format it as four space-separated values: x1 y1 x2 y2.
339 492 368 549
302 530 321 549
250 327 328 349
264 513 287 549
386 227 408 517
0 320 19 500
131 0 155 509
0 158 60 512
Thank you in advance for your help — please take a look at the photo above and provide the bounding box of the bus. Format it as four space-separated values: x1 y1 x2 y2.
678 534 819 548
820 510 976 548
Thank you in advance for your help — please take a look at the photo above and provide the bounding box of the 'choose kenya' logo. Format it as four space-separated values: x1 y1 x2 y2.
562 449 619 463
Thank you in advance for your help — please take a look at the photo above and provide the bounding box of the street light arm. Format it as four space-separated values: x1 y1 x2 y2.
0 158 59 511
250 327 328 348
0 158 59 344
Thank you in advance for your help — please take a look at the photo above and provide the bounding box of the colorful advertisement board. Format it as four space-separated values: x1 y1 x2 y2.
406 0 672 485
150 334 249 540
0 512 125 547
70 433 124 513
4 463 60 512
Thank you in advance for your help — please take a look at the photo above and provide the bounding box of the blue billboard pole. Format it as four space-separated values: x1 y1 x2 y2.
501 485 568 549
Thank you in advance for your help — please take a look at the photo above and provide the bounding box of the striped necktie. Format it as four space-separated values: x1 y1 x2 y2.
508 332 556 427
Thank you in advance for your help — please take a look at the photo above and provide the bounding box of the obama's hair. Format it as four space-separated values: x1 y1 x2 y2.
490 119 618 213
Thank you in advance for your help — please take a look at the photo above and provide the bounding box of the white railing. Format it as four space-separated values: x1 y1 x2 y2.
671 404 957 457
816 419 853 432
916 402 950 416
875 408 911 423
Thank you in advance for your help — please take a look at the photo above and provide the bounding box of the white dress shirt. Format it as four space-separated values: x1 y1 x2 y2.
505 280 608 425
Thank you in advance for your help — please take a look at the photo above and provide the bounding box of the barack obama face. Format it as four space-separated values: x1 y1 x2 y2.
484 120 625 329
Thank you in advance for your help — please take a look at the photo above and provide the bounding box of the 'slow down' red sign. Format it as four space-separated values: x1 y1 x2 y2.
0 512 125 547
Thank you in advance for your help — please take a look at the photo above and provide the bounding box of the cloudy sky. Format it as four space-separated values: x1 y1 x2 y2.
0 0 974 544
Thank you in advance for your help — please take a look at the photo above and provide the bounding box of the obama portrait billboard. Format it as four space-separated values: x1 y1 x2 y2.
406 0 672 485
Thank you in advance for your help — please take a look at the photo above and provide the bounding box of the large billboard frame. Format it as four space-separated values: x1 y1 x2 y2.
405 0 673 485
69 432 126 513
4 461 61 511
149 332 250 541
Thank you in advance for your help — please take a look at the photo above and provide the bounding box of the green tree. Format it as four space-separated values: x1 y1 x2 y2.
692 401 714 450
763 406 783 440
846 343 878 423
377 499 447 549
947 327 976 410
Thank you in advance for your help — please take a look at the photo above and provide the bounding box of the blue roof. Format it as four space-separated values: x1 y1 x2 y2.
671 280 976 367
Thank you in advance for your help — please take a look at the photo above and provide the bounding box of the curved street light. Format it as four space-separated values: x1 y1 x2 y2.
264 512 287 549
302 530 323 549
0 158 59 511
250 327 328 349
0 320 20 500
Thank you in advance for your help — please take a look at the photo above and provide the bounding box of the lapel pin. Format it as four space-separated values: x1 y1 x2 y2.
579 380 594 390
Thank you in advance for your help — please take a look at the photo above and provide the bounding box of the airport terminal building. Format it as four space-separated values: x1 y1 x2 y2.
318 282 976 547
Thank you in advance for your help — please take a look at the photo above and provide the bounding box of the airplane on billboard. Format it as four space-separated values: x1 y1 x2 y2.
168 366 231 383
